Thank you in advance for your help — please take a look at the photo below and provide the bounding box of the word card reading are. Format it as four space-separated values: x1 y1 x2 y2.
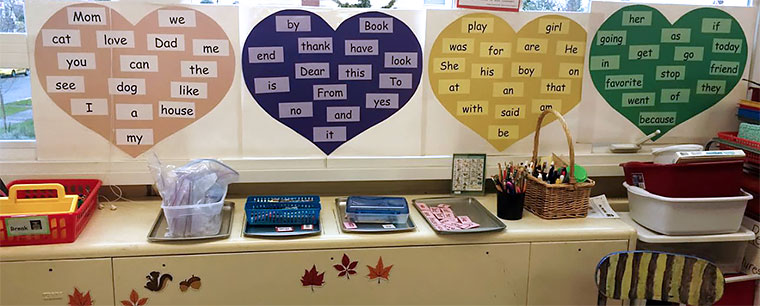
35 4 235 157
428 14 586 151
589 5 748 139
242 10 423 155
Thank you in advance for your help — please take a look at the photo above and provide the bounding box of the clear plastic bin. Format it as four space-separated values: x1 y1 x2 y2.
346 196 409 224
161 188 227 237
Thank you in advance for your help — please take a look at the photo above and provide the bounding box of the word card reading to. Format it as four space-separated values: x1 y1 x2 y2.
428 13 586 151
243 10 422 154
589 5 748 139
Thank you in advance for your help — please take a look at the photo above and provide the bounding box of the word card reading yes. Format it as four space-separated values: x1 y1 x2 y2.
242 10 422 155
428 13 586 151
589 5 748 139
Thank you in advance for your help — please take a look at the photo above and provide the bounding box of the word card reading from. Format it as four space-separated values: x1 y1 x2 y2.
243 10 423 155
589 5 748 139
34 3 235 157
428 13 586 151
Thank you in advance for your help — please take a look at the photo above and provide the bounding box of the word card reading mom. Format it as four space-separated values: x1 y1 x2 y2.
589 5 748 139
428 14 586 151
35 4 235 157
242 10 423 155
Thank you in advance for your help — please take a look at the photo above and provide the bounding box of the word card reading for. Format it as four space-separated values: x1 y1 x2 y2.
589 5 747 139
35 3 235 157
427 14 586 151
242 10 423 155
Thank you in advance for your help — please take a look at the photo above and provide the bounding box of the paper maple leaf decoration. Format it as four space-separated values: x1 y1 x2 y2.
120 289 148 306
333 254 358 279
300 265 325 291
367 256 393 283
68 288 93 306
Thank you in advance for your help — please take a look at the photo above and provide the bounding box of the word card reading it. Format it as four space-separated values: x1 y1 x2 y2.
589 5 748 139
428 13 586 151
35 4 235 157
242 10 423 155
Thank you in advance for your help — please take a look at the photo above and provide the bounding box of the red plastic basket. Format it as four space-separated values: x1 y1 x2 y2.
0 179 101 246
621 160 745 197
718 131 760 164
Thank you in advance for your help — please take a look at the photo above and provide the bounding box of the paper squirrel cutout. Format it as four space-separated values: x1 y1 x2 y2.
144 271 173 292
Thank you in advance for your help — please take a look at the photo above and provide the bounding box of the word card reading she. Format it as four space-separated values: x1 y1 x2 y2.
242 10 423 155
35 4 235 157
589 5 747 139
427 14 586 151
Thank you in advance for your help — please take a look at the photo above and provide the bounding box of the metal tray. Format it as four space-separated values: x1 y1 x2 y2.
147 201 234 242
412 197 506 234
335 198 415 233
243 217 321 237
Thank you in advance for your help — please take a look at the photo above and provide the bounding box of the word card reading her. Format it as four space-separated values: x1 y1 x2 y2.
242 10 423 155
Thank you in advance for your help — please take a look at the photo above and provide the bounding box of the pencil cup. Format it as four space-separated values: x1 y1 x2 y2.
497 192 525 220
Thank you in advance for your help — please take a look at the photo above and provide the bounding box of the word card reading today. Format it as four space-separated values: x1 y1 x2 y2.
35 4 235 157
242 10 423 155
589 5 748 139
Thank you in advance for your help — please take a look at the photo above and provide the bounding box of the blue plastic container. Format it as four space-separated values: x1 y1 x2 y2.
245 195 320 225
346 196 409 224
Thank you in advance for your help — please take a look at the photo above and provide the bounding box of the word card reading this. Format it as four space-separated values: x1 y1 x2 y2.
428 13 586 151
34 4 235 157
589 5 748 139
242 10 423 155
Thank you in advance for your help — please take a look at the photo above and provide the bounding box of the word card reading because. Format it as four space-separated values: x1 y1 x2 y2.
589 5 748 139
428 14 586 151
34 4 235 157
242 10 423 155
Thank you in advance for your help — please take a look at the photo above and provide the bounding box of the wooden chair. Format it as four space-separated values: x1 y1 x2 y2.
595 251 725 306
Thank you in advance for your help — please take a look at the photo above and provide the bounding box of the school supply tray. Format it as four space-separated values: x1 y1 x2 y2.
335 198 416 233
1 179 102 247
148 201 234 241
715 131 760 164
244 195 320 225
524 109 594 219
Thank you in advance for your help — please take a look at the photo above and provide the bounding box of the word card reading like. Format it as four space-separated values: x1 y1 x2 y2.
589 5 748 139
428 14 586 151
35 4 235 157
242 10 423 155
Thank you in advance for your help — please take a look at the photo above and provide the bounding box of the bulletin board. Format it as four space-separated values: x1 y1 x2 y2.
26 0 241 161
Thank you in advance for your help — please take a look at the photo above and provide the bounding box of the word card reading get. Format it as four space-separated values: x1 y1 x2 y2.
589 5 748 139
428 13 586 151
242 10 423 155
35 4 235 157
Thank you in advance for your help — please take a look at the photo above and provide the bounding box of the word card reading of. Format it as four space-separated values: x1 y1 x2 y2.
242 10 423 155
589 5 748 139
428 14 586 151
35 4 235 157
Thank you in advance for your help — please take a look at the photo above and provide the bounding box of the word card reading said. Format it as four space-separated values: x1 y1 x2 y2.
35 4 234 157
242 10 422 155
589 5 747 139
428 14 586 151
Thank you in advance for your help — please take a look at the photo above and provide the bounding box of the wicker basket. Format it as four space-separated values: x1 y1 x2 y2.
524 109 595 219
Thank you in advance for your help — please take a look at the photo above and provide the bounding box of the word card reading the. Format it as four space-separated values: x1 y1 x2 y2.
181 61 217 78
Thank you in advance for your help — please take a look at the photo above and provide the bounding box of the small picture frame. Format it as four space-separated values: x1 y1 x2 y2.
451 153 486 195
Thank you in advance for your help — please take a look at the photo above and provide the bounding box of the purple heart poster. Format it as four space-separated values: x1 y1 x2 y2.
242 10 423 155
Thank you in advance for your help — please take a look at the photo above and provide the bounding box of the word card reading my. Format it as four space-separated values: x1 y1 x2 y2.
35 4 235 157
242 10 423 155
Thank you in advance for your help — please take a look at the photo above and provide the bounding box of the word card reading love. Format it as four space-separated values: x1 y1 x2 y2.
242 10 423 155
589 5 748 139
428 14 586 151
35 4 235 157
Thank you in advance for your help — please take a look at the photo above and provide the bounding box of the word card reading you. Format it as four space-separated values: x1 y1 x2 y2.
242 10 423 155
589 5 747 139
35 4 234 157
427 14 586 151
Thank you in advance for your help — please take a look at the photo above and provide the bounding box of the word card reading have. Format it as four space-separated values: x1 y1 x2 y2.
428 14 586 151
242 10 423 155
35 4 234 157
590 5 748 139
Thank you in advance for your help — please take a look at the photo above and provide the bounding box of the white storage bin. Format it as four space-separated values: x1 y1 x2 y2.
161 188 227 237
624 182 752 235
621 213 754 273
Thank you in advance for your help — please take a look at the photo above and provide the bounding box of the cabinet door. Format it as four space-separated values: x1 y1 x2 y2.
527 240 629 305
0 258 114 305
113 243 529 305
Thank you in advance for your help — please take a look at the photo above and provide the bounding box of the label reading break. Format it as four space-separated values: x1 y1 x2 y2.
5 216 50 237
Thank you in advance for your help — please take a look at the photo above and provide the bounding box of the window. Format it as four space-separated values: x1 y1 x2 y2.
0 0 33 140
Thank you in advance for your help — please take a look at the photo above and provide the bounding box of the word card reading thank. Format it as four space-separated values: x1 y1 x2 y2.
589 5 748 139
428 14 586 151
242 10 423 155
35 3 235 157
